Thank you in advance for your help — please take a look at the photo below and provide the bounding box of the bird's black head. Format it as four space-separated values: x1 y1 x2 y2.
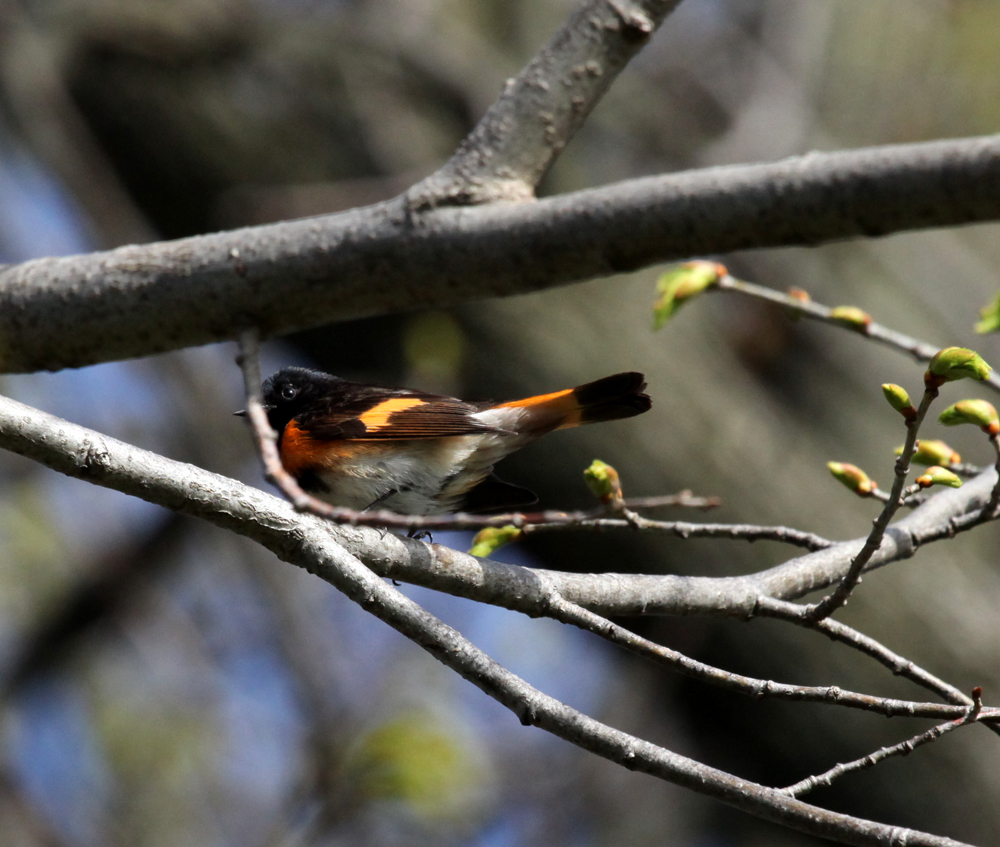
260 367 344 432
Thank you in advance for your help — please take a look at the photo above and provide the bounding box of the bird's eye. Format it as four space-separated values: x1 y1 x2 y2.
281 384 298 401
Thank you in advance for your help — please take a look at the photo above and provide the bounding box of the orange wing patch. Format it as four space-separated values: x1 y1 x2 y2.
358 397 426 432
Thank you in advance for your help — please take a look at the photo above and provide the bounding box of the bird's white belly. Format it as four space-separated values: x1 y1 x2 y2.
313 434 496 515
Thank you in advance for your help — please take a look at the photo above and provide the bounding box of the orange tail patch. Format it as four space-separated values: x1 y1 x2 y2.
497 372 650 431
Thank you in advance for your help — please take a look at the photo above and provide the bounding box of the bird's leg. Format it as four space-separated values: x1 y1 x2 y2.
363 489 433 541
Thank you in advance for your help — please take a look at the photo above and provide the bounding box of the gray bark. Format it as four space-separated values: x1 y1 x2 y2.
2 133 1000 373
0 388 975 847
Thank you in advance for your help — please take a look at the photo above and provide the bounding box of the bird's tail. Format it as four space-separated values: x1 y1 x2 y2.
495 372 651 432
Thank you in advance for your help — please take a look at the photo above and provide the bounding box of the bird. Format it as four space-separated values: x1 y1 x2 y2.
252 366 651 516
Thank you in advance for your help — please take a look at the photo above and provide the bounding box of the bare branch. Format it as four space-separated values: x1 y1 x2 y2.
716 276 1000 395
621 492 721 509
0 393 974 846
782 690 982 798
541 593 997 722
229 513 975 847
407 0 684 206
3 134 1000 372
985 434 1000 518
0 390 995 623
522 516 832 550
742 468 996 610
756 598 976 709
236 329 328 513
757 596 1000 743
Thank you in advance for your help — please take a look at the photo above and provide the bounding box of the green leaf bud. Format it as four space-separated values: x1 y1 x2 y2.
915 466 964 489
975 291 1000 334
468 525 522 558
881 383 916 419
939 399 1000 435
827 461 875 496
652 261 726 329
896 439 962 466
830 306 872 329
584 459 623 504
927 347 993 383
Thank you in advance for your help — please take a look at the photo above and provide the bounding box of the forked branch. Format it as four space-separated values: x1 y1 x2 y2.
0 386 976 847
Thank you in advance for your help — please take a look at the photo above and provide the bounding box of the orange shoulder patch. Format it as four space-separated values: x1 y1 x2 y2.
280 420 331 476
358 397 425 432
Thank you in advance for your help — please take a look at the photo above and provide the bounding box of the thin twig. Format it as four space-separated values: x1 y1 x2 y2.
756 597 975 708
806 388 936 621
984 434 1000 519
621 492 721 510
236 329 320 512
542 591 997 722
715 276 1000 396
866 486 892 503
523 517 832 550
756 598 1000 742
782 689 983 797
949 462 987 478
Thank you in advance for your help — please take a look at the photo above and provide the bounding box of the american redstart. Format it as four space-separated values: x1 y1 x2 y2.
246 367 651 515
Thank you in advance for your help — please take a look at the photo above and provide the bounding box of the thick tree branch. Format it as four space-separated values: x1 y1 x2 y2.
407 0 683 206
199 507 974 847
0 392 974 847
2 134 1000 372
0 392 995 622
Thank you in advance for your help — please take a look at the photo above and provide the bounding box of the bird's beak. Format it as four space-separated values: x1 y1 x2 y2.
233 405 273 417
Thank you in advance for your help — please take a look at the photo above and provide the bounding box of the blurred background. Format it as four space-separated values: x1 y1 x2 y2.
0 0 999 844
